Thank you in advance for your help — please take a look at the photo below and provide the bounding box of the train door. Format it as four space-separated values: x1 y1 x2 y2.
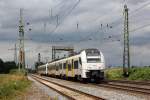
46 63 48 75
78 57 82 78
65 60 68 77
72 59 74 77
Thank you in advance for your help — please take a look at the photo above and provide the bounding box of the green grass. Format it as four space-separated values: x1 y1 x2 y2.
0 69 31 100
105 68 124 80
105 67 150 81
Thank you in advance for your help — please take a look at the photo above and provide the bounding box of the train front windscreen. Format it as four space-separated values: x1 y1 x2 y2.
87 58 101 63
85 49 100 56
86 49 101 63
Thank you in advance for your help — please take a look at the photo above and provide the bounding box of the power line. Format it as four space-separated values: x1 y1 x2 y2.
49 0 81 34
8 43 18 64
130 1 150 16
98 1 150 32
40 0 150 45
130 23 150 33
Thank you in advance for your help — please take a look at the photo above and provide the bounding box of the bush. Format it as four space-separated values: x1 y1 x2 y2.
105 67 150 81
105 68 124 80
0 60 17 74
129 67 150 80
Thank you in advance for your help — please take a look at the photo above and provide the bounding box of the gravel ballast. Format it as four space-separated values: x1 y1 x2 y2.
37 75 149 100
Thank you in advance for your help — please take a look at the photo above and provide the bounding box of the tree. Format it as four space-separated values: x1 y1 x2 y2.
0 59 17 73
35 62 44 72
4 61 17 73
0 58 4 73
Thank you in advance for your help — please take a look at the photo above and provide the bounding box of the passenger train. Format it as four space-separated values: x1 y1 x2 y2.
37 48 105 82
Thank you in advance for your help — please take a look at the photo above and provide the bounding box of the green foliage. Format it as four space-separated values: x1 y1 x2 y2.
0 73 31 100
0 59 18 73
9 69 27 76
128 67 150 80
4 61 17 73
0 59 4 73
105 68 124 80
105 67 150 81
35 61 44 72
0 80 29 96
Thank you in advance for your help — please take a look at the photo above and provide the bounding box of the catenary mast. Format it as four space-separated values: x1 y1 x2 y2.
18 8 25 70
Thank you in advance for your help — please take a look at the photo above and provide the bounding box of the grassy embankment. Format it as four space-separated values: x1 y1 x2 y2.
0 69 31 100
105 67 150 81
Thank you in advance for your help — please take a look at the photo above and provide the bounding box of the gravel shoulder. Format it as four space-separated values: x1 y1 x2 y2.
16 75 150 100
15 76 68 100
21 83 51 100
15 77 51 100
26 76 68 100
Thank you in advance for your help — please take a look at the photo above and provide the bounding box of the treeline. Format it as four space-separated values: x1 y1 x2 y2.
35 61 44 72
0 58 17 73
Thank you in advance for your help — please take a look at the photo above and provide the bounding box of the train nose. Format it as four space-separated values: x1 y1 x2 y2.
86 70 104 80
91 71 99 78
86 70 99 78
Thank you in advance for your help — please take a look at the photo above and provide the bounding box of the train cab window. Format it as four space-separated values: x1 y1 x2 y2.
86 49 100 56
74 61 78 69
79 57 82 65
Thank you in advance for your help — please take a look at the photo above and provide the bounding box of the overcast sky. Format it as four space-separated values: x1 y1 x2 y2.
0 0 150 68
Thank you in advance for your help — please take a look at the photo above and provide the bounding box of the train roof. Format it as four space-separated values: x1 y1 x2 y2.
48 53 80 64
38 48 101 67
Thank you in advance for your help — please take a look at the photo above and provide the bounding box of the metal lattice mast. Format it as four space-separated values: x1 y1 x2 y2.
14 43 17 64
123 4 130 76
8 43 18 64
19 8 25 70
38 53 41 63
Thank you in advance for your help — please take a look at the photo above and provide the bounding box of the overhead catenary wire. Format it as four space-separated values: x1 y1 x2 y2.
72 1 150 44
40 0 150 44
49 0 81 34
33 0 150 44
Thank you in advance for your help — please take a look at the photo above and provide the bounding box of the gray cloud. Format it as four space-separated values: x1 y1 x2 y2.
0 0 150 67
128 0 147 5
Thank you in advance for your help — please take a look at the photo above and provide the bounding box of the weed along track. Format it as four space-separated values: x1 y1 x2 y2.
31 74 105 100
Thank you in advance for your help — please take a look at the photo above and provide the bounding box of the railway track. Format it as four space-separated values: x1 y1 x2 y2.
31 74 105 100
97 80 150 95
107 80 150 86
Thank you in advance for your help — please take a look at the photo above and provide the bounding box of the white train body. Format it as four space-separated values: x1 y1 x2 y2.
38 49 105 81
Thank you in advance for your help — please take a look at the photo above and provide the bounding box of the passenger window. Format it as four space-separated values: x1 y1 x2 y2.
63 63 66 69
56 64 58 71
59 64 62 69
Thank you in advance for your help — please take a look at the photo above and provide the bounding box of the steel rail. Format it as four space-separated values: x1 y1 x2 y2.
31 74 105 100
107 80 150 86
98 83 150 95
